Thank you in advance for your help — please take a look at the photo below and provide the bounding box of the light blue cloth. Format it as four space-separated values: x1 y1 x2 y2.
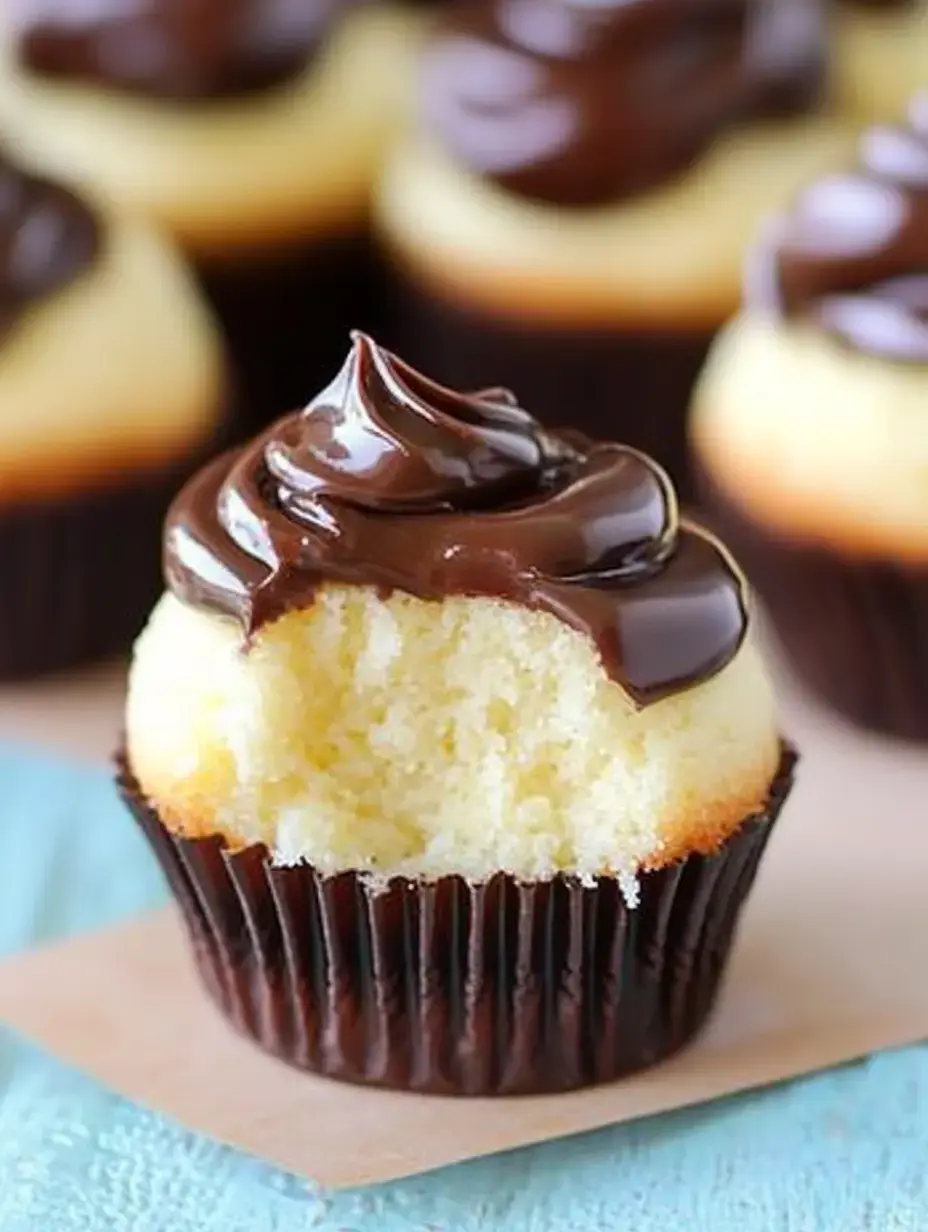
0 743 925 1231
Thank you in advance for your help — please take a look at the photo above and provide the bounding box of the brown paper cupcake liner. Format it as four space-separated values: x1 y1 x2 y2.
382 267 713 500
701 474 928 740
199 233 382 438
0 421 230 681
117 745 796 1095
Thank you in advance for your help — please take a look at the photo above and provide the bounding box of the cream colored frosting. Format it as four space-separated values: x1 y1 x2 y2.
375 119 857 329
126 585 781 889
691 314 928 561
0 212 223 502
833 3 928 125
0 5 426 259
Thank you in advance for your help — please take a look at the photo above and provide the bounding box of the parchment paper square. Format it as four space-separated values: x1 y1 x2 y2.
0 682 925 1189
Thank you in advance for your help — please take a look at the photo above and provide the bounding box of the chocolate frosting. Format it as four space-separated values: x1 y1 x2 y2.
13 0 341 101
751 93 928 362
165 334 747 707
0 151 101 343
420 0 825 207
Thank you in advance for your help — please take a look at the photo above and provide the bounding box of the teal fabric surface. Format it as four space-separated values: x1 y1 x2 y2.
0 743 924 1231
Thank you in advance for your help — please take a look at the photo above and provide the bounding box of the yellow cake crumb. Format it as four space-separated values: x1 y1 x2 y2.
127 585 781 886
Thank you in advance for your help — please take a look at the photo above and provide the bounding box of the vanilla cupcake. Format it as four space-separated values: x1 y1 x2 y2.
375 0 855 494
119 333 795 1094
833 0 927 125
0 148 224 678
0 0 420 431
691 97 928 739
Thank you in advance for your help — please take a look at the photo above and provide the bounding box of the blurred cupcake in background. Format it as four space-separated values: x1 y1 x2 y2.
0 146 224 679
375 0 855 493
0 0 420 432
691 95 928 740
120 332 797 1095
832 0 926 125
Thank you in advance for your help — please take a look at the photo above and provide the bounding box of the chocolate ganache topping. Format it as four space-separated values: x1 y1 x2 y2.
166 334 747 706
752 94 928 362
0 151 101 343
13 0 341 101
421 0 825 206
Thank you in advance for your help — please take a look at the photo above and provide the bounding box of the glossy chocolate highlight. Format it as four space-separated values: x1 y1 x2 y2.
421 0 825 206
166 333 747 706
0 151 100 344
14 0 341 100
751 93 928 361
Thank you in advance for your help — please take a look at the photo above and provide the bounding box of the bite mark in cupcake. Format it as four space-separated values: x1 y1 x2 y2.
121 335 795 1092
166 334 748 703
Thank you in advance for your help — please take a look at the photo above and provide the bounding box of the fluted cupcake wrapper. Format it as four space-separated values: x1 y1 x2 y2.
702 476 928 741
117 746 796 1095
199 233 382 439
0 430 225 681
382 266 712 500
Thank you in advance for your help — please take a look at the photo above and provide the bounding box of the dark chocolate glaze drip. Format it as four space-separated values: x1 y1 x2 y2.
14 0 342 101
421 0 826 206
166 334 747 706
751 94 928 362
0 151 100 343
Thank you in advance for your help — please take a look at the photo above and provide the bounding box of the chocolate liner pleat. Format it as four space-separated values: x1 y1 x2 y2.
701 473 928 741
381 265 713 500
117 746 796 1095
0 422 227 681
198 233 383 439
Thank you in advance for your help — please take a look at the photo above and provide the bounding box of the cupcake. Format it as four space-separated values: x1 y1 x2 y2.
832 0 927 125
0 0 420 432
0 147 224 679
691 96 928 739
119 333 795 1094
375 0 855 494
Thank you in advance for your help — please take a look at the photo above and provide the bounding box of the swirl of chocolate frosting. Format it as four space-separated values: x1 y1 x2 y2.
166 334 747 706
751 93 928 362
420 0 825 207
0 150 101 343
13 0 342 101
